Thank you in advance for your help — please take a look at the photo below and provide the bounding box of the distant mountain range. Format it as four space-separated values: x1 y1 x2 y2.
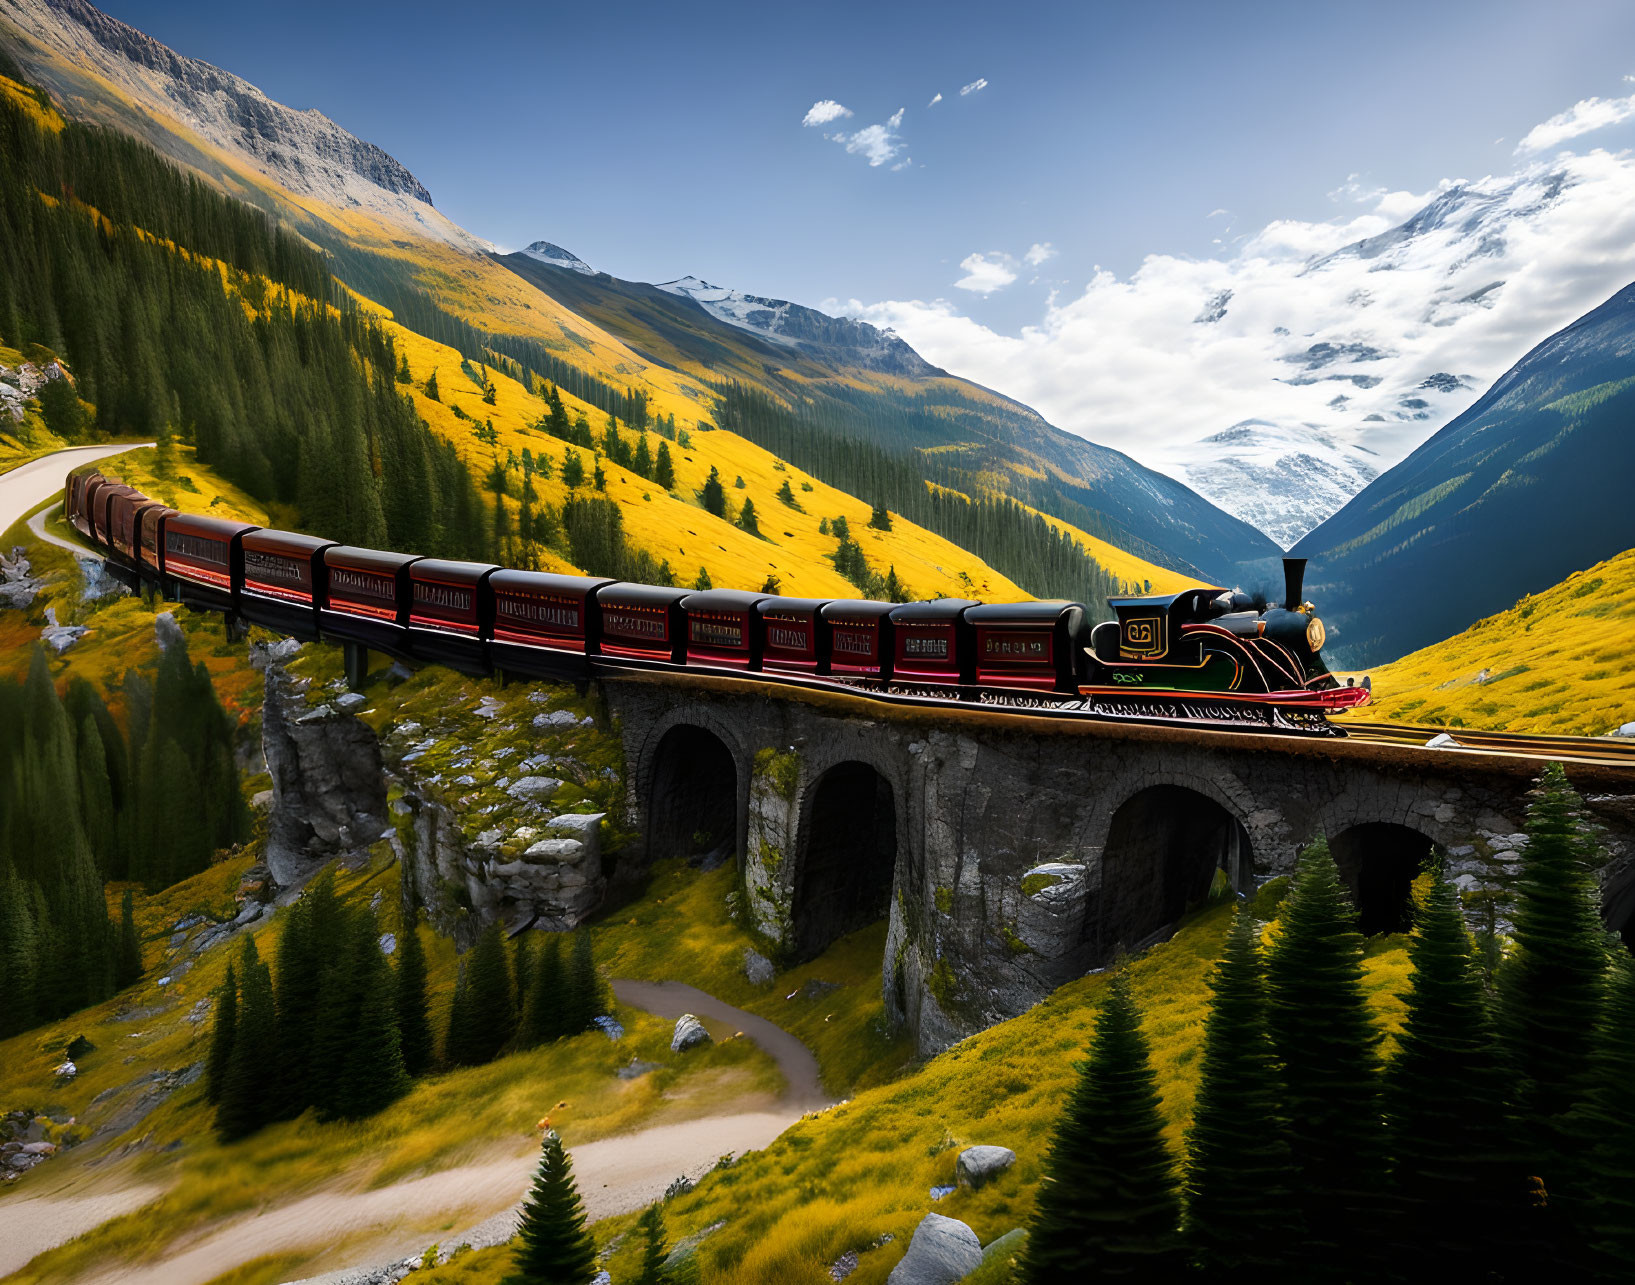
1293 278 1635 667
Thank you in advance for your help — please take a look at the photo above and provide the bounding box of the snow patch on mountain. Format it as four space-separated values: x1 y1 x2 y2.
657 276 801 346
521 242 595 275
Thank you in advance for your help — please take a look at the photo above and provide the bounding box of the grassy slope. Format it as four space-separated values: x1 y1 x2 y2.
419 895 1414 1285
1347 545 1635 735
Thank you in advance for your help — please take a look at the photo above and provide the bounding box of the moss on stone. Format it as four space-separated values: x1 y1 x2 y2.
1020 872 1063 898
933 886 953 915
1000 921 1032 955
927 955 958 1011
754 746 801 802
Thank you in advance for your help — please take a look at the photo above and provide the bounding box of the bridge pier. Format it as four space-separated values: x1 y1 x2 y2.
343 641 369 691
601 676 1635 1057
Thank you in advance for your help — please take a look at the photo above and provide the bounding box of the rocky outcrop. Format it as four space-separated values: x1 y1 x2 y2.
670 1013 711 1052
261 659 388 886
885 1213 983 1285
0 358 68 423
0 547 41 608
955 1145 1016 1189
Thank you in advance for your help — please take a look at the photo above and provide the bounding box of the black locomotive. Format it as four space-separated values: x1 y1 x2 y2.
66 467 1370 735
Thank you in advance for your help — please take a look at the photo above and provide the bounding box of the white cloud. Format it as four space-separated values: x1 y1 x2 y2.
838 147 1635 506
891 155 915 172
802 99 852 127
1023 242 1057 267
828 107 906 167
1516 91 1635 152
959 78 988 96
927 91 943 107
954 251 1018 294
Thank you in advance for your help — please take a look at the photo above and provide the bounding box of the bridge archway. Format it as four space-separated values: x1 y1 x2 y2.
647 724 738 864
1086 785 1251 959
1330 822 1439 935
792 760 898 961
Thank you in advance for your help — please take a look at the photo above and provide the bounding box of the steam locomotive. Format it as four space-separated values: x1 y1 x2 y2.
65 467 1370 736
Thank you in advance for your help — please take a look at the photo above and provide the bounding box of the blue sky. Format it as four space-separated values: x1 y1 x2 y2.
99 0 1635 325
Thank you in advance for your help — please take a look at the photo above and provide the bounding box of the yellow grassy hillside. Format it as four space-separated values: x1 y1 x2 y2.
1349 547 1635 735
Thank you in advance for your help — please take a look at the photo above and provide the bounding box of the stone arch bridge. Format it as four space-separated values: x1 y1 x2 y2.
601 673 1635 1056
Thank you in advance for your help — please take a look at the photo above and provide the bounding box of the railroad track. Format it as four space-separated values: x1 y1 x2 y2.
1342 720 1635 767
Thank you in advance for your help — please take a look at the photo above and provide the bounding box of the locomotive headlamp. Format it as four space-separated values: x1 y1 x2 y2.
1306 616 1326 652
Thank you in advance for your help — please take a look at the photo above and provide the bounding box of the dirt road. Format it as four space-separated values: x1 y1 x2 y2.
0 443 150 539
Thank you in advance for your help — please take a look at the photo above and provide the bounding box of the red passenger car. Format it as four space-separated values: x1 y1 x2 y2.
239 530 337 640
820 599 897 683
966 600 1090 694
489 569 615 680
406 558 498 675
681 589 769 670
757 597 831 676
136 504 176 578
596 583 687 665
320 546 421 656
888 599 977 690
163 513 259 612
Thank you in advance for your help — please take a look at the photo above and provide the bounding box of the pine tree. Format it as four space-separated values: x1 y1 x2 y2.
562 449 585 489
443 959 475 1067
115 888 143 988
509 1131 597 1284
693 566 712 591
1183 906 1301 1280
563 929 603 1036
654 442 676 490
1018 971 1181 1282
1497 764 1609 1187
1264 837 1389 1278
520 933 565 1047
394 909 435 1078
396 353 412 384
205 961 237 1105
217 936 276 1141
1385 865 1525 1276
868 503 892 531
776 478 801 510
633 1202 671 1285
513 931 532 1023
699 466 726 517
329 913 410 1120
1570 955 1635 1277
738 497 760 536
633 432 653 479
424 369 440 401
462 921 517 1064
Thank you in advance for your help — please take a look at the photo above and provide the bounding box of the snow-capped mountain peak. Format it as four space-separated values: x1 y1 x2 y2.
657 276 800 347
520 242 596 275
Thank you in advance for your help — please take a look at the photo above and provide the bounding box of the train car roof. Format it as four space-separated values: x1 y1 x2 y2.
965 600 1086 624
889 597 979 624
323 545 422 575
820 598 897 622
597 582 689 608
242 529 336 557
756 596 830 617
489 569 615 596
681 589 769 614
165 512 259 538
409 558 500 585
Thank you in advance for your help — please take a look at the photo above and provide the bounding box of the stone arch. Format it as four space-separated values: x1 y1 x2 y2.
642 717 743 866
1328 822 1442 935
790 758 899 961
1084 784 1253 960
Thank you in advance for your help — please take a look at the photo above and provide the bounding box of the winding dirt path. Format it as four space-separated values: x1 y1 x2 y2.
0 442 151 538
5 982 831 1285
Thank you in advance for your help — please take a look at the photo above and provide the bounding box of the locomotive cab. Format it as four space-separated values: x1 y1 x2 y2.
239 530 338 641
406 559 499 676
489 569 615 681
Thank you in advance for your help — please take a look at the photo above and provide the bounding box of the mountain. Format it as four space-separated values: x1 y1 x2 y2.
520 240 595 275
1292 278 1635 668
1137 165 1617 545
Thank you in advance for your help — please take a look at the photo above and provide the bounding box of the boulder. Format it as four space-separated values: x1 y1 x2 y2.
40 607 88 655
78 557 127 602
335 692 368 713
378 933 397 955
955 1145 1016 1189
1612 721 1635 738
885 1213 983 1284
742 948 775 986
523 838 584 863
546 812 605 839
508 776 562 802
671 1013 712 1052
533 708 578 729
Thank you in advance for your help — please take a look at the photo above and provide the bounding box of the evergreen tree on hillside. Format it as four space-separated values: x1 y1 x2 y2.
868 503 892 531
1264 837 1389 1278
274 871 348 1115
520 933 565 1048
776 478 801 511
512 932 532 1022
563 929 604 1036
443 958 476 1067
693 566 712 591
328 909 410 1121
510 1131 597 1284
394 909 434 1078
1183 906 1300 1279
633 432 653 480
456 922 517 1065
562 449 585 489
1570 955 1635 1277
737 497 760 536
655 442 676 490
424 369 441 401
1497 764 1609 1187
1018 971 1180 1283
633 1202 672 1285
699 466 726 517
1385 865 1525 1276
75 715 118 879
115 888 143 989
205 961 237 1105
217 936 276 1141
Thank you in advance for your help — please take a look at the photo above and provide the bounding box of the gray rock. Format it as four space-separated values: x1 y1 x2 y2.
1612 721 1635 738
474 696 504 720
508 776 562 802
233 901 264 926
154 611 186 652
533 708 578 729
79 557 128 602
387 661 415 683
378 933 396 956
40 607 88 654
523 838 584 863
335 692 368 713
251 789 274 811
885 1213 983 1285
671 1013 712 1052
616 1059 662 1080
546 812 604 839
955 1145 1016 1189
743 948 775 986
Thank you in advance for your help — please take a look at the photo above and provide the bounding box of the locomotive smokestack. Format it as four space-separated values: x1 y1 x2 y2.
1282 557 1307 611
